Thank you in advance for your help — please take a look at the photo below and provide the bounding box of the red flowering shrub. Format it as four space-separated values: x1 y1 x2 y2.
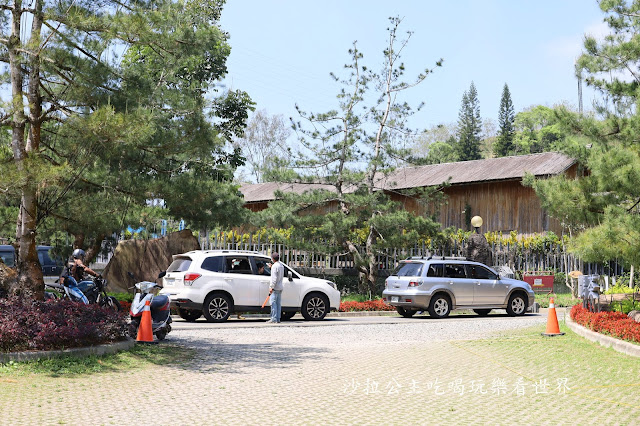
570 305 640 344
339 299 395 312
0 297 128 353
118 300 131 313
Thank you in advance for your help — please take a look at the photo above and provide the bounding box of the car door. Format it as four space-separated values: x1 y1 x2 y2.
444 263 474 305
467 264 508 305
280 264 302 308
252 256 273 307
251 257 302 308
222 256 260 307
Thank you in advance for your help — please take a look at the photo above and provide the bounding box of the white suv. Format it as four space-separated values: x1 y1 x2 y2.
159 250 341 322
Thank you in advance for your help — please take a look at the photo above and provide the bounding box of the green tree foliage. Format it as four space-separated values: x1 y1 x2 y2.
0 0 252 298
456 81 482 161
410 124 459 164
494 84 515 157
512 105 566 154
528 0 640 268
258 17 444 293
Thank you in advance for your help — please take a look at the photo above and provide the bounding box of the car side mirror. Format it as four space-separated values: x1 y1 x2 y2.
158 271 166 279
288 271 293 282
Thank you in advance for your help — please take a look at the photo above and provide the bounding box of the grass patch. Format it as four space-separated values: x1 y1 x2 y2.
534 293 581 308
341 294 374 303
0 344 195 377
456 323 640 407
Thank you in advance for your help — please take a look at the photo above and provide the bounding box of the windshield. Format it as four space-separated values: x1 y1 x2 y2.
391 262 424 277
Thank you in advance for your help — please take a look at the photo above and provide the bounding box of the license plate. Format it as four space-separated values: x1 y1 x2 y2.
164 278 174 286
391 296 399 303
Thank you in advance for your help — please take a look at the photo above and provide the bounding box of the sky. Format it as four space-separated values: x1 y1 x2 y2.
219 0 608 133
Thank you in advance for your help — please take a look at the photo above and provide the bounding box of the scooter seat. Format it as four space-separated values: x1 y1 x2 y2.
151 294 169 309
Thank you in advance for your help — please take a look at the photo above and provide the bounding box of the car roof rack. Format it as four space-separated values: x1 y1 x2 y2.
426 255 468 261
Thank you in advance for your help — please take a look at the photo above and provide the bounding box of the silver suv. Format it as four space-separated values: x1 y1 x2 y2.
382 256 534 318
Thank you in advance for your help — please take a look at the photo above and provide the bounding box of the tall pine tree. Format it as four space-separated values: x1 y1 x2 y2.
456 82 482 161
494 83 515 157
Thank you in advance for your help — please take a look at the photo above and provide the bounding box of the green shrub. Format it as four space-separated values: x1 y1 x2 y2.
604 285 637 295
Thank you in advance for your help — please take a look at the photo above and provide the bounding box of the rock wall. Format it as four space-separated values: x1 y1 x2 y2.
103 230 200 293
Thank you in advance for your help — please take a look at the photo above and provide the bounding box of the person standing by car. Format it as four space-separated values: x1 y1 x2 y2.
266 253 284 323
60 249 99 304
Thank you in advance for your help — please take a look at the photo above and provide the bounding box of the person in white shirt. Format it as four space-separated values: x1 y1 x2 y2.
267 252 284 323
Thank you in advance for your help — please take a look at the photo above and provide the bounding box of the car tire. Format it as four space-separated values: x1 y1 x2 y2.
506 293 527 316
203 293 232 322
280 311 296 321
473 309 491 316
178 308 202 322
301 293 329 321
428 294 451 319
396 307 416 318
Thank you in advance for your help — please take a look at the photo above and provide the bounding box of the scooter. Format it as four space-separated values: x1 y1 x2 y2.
128 272 172 340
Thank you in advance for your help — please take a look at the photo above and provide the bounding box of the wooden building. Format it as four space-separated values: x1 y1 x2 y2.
239 152 577 235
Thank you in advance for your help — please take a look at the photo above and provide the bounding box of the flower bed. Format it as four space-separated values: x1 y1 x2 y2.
0 297 128 353
570 305 640 344
339 299 395 312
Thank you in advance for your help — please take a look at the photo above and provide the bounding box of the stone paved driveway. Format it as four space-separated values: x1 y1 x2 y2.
1 311 639 425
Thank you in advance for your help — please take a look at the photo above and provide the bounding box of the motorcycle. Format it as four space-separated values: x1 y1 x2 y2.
45 276 121 312
128 272 172 341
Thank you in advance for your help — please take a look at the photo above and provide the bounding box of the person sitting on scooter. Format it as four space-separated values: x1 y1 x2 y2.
60 248 99 304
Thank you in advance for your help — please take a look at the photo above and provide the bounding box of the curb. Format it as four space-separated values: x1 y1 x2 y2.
565 314 640 358
0 339 136 364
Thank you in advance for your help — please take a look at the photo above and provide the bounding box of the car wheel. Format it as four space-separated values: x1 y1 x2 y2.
396 307 416 318
155 329 167 341
203 293 232 322
178 308 202 322
473 309 491 316
428 294 451 319
280 311 296 321
506 293 527 316
301 293 329 321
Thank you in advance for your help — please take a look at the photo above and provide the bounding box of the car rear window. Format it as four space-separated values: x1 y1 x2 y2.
201 256 223 272
392 262 424 277
167 257 192 272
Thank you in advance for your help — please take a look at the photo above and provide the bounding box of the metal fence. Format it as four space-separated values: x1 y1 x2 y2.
198 233 623 277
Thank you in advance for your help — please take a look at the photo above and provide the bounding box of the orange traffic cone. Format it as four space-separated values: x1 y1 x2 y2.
542 297 565 337
136 299 155 344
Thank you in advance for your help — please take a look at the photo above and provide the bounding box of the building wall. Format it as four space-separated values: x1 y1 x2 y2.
243 165 579 235
388 179 563 235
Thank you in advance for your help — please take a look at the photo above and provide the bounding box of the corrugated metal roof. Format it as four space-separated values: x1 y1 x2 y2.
239 152 576 202
377 152 575 190
239 182 337 203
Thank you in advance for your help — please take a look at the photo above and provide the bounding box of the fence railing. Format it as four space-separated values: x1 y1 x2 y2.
198 233 623 278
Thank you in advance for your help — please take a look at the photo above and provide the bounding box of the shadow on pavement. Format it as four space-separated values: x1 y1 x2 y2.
165 339 333 374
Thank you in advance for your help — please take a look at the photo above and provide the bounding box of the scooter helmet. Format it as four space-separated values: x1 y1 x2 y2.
72 248 86 260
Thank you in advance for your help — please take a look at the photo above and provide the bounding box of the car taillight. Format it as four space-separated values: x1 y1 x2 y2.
385 279 388 289
184 273 201 286
408 281 420 287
